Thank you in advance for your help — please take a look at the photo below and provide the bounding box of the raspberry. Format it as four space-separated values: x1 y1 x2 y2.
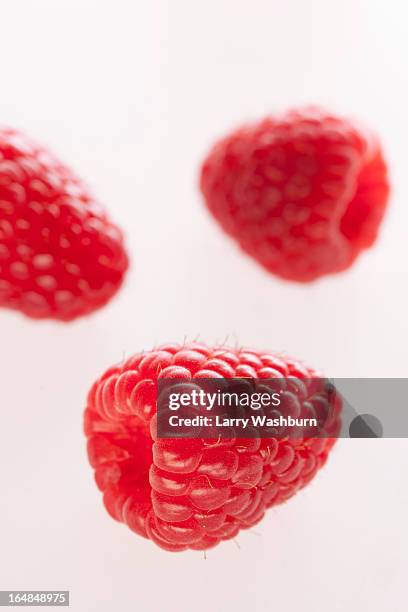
0 127 128 320
200 107 390 282
84 342 338 552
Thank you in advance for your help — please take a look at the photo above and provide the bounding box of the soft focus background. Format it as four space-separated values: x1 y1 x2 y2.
0 1 407 610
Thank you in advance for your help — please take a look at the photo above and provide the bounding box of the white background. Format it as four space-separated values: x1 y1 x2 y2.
0 1 407 610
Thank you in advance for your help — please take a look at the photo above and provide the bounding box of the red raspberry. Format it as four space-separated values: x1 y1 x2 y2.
0 127 128 320
84 342 338 552
200 107 390 282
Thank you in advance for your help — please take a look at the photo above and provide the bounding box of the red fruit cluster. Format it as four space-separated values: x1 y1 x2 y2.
0 128 128 320
85 342 339 552
200 107 390 282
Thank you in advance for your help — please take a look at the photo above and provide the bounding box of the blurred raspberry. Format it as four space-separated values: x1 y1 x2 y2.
200 107 390 281
0 127 128 320
84 342 339 552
